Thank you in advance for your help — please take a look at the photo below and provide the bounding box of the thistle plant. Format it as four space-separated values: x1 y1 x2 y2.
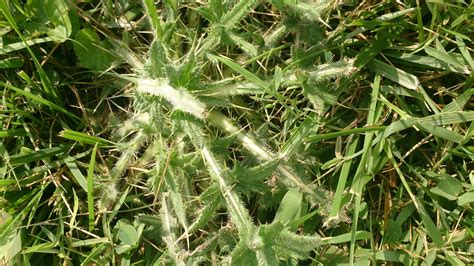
100 1 344 263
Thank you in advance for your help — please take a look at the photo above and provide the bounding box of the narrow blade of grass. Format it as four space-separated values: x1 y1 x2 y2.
385 144 444 247
322 231 371 244
60 129 114 146
207 54 268 90
0 57 23 68
280 114 320 159
328 136 360 219
0 81 81 122
354 37 389 69
87 143 99 231
0 128 27 138
425 46 469 74
380 85 423 99
0 1 58 102
0 38 55 55
305 126 386 144
376 111 474 143
8 146 67 165
385 51 468 74
349 75 381 263
366 59 419 90
66 162 88 192
442 88 474 112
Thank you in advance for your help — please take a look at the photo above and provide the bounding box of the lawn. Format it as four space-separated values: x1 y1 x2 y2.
0 0 473 265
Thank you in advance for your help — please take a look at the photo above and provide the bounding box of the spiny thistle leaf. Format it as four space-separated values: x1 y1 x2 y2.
256 246 279 266
231 242 258 265
189 185 222 233
160 193 185 264
163 168 190 247
144 40 169 78
231 159 280 194
201 146 254 234
136 78 207 119
273 229 322 259
136 214 162 240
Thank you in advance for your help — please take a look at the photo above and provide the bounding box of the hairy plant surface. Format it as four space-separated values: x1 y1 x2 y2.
0 0 473 265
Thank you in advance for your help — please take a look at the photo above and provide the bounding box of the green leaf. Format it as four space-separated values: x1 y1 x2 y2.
385 51 468 74
273 229 321 259
142 0 163 38
208 54 268 91
116 220 139 246
201 146 254 233
195 6 218 23
366 59 419 90
425 46 469 74
232 159 280 193
376 8 416 21
422 250 437 266
60 129 114 146
354 37 389 69
328 136 359 219
321 231 371 244
22 242 57 254
456 36 474 70
437 175 463 197
8 146 67 165
443 88 474 113
73 28 116 71
256 246 279 266
115 244 132 255
87 143 98 231
66 162 88 192
416 123 464 143
303 83 338 115
384 219 402 244
44 0 72 42
377 111 474 144
231 242 257 265
220 0 257 28
0 37 55 55
0 81 81 121
227 32 258 57
0 57 23 68
70 238 108 248
444 250 466 266
0 128 26 138
280 114 320 159
274 189 302 226
0 225 21 263
430 187 457 201
457 191 474 206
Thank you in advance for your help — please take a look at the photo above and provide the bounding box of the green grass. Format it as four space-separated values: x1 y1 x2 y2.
1 0 473 265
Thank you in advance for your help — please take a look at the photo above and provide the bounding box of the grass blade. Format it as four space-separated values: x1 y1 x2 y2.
207 54 268 91
385 144 444 246
87 143 99 231
0 129 27 138
366 59 419 90
328 136 360 220
349 75 381 263
0 81 81 122
60 129 114 146
8 146 67 165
